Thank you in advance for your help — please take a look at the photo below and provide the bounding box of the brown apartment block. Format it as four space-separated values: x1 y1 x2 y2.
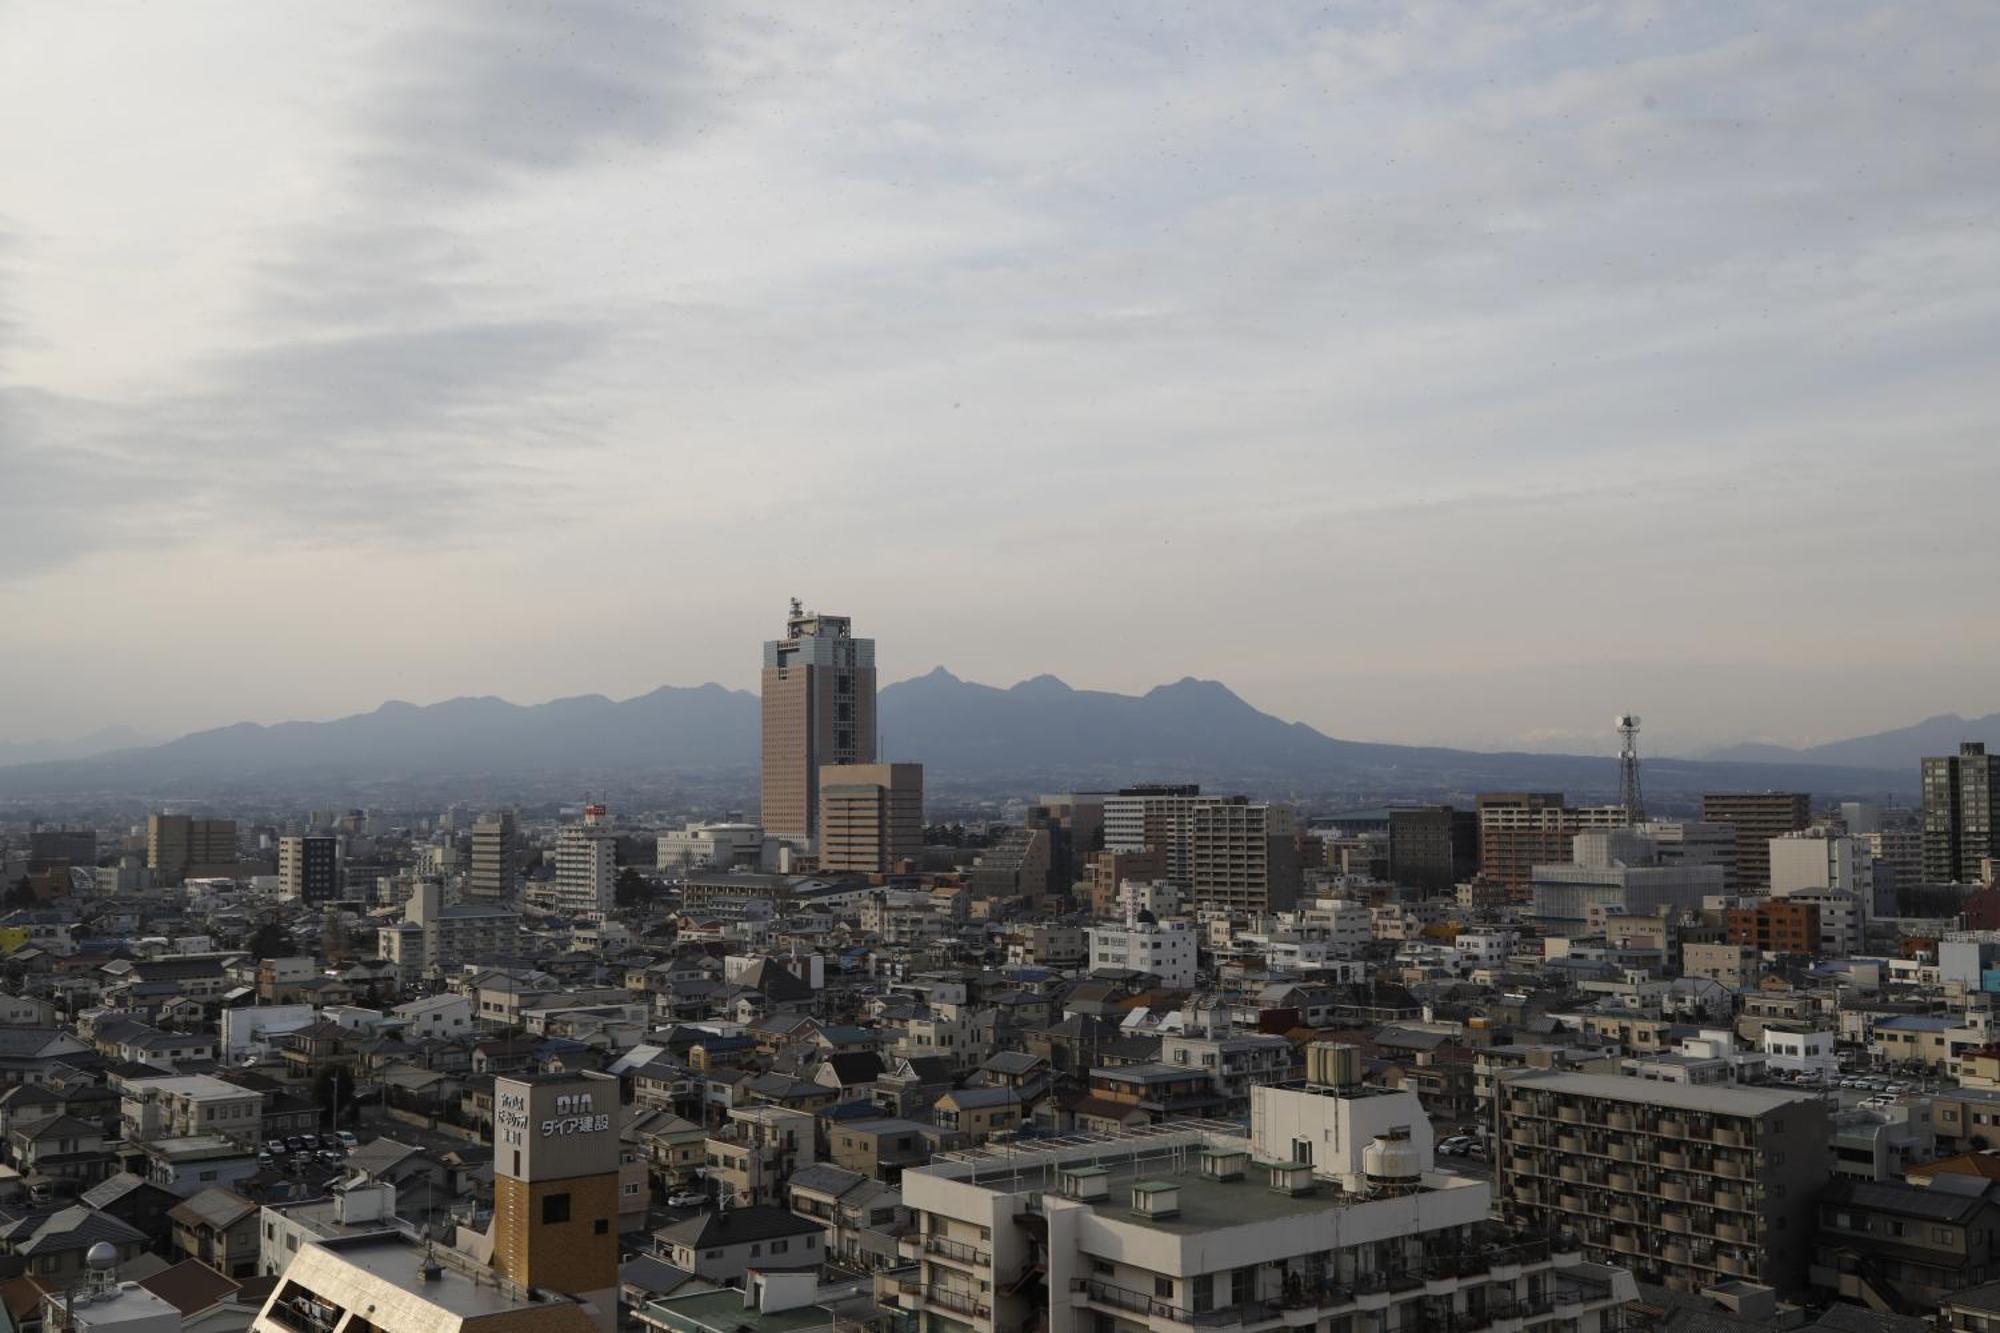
147 814 240 880
1727 898 1821 954
1496 1071 1829 1295
818 762 923 876
1085 847 1167 916
1701 792 1811 890
1477 793 1627 898
760 604 876 845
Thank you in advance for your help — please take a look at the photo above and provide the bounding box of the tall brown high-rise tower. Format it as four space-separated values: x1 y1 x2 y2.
761 601 876 846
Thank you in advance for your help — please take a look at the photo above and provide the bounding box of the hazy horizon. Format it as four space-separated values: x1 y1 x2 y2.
6 3 1998 757
3 661 1995 765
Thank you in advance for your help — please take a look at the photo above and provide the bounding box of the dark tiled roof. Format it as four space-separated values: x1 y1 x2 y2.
654 1204 824 1248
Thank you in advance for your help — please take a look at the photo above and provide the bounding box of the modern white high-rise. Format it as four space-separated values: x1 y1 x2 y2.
532 804 616 919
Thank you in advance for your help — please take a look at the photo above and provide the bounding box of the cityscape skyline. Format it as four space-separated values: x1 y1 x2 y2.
8 7 2000 1332
5 3 2000 752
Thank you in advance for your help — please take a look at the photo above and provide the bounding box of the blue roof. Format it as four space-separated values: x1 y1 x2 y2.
1875 1015 1953 1032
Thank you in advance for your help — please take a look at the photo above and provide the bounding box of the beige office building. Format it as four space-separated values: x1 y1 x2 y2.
147 814 239 879
818 762 923 875
761 603 875 846
468 811 518 903
1187 799 1302 911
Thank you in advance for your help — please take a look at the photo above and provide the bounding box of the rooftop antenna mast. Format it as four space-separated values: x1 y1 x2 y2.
1615 714 1644 826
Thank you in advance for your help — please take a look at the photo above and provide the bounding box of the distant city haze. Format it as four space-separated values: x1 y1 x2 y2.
3 4 1997 755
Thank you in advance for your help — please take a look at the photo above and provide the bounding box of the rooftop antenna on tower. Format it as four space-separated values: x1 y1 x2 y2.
1615 714 1644 826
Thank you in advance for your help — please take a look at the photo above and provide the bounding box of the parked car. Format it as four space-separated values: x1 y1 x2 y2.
667 1191 707 1209
266 1139 286 1154
285 1136 307 1153
335 1130 358 1149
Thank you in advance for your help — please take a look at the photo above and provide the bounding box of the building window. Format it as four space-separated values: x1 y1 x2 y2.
543 1193 571 1224
594 1219 609 1235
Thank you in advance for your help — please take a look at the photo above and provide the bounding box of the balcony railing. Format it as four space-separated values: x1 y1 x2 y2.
926 1235 993 1267
1071 1278 1285 1329
904 1281 991 1320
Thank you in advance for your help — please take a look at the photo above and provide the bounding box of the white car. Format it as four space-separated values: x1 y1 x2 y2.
667 1191 707 1209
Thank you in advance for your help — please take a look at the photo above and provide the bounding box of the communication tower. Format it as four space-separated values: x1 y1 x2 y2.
1615 714 1644 825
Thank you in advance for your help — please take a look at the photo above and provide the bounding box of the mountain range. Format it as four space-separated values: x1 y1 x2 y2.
1699 711 1999 770
0 669 1922 805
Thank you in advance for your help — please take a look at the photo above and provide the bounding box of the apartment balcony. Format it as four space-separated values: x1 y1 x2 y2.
1662 1243 1690 1266
1610 1234 1640 1256
1555 1106 1580 1124
1714 1190 1744 1212
1659 1181 1687 1203
909 1281 991 1321
1609 1203 1637 1224
1609 1144 1636 1163
1658 1119 1688 1139
1607 1172 1635 1193
1715 1222 1745 1244
1657 1151 1687 1171
1606 1113 1635 1131
1713 1159 1747 1180
1556 1135 1583 1154
1716 1254 1747 1278
1069 1278 1285 1330
1714 1128 1745 1148
925 1235 993 1268
1558 1164 1584 1184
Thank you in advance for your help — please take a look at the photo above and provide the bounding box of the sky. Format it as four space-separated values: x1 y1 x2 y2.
3 1 1999 760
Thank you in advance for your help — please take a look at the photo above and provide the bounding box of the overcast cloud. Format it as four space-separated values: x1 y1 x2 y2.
2 0 1998 757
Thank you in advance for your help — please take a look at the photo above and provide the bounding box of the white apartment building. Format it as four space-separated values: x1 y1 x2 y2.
1771 832 1889 919
531 804 616 919
1088 916 1199 988
1761 1027 1838 1079
392 991 475 1040
1457 930 1518 969
121 1074 264 1147
1772 888 1865 957
258 1179 401 1277
218 1004 316 1062
896 1083 1635 1333
378 878 520 982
